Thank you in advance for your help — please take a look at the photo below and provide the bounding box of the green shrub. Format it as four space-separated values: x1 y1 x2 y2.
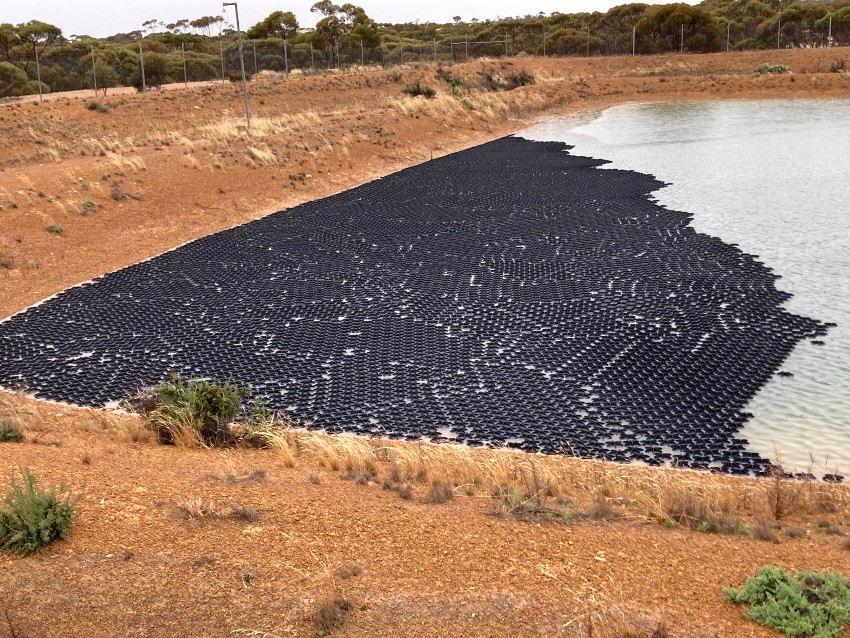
0 467 74 556
401 82 436 99
754 63 791 75
144 373 275 448
725 566 850 638
0 421 23 443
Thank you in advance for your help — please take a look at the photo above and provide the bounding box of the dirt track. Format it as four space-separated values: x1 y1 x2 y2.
1 48 850 638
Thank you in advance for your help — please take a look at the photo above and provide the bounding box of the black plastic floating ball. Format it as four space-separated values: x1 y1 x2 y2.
0 136 830 477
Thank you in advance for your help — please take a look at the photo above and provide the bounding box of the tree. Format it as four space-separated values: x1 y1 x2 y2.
247 11 299 40
0 61 29 96
0 23 20 62
453 16 462 24
17 20 63 73
311 3 378 58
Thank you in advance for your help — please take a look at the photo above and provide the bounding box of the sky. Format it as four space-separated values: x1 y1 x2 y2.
3 0 699 38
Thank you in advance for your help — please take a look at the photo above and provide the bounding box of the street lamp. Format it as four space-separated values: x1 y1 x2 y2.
223 2 251 131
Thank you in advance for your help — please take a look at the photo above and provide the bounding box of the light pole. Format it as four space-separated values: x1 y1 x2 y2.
223 2 251 131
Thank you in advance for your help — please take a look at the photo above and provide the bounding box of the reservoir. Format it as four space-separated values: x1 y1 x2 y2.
523 99 850 477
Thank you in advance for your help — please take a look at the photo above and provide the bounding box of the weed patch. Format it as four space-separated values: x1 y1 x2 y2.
0 467 74 556
0 421 23 443
725 566 850 638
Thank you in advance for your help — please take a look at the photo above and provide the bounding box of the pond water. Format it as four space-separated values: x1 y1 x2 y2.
522 99 850 477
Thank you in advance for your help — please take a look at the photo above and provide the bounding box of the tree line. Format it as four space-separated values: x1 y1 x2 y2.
1 0 848 98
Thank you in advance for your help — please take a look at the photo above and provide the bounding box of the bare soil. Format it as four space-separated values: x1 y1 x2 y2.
1 48 849 638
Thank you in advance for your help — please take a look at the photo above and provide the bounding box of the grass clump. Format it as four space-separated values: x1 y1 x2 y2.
725 566 850 638
828 58 846 73
0 421 23 443
137 373 278 448
401 82 436 99
754 63 791 75
0 467 74 556
46 223 64 234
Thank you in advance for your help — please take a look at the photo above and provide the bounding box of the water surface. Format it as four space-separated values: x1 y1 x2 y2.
523 99 850 476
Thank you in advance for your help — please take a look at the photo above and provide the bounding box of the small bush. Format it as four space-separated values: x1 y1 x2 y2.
314 594 351 635
0 467 74 556
386 68 403 82
84 101 109 112
228 71 252 83
754 63 791 75
0 421 23 443
401 82 436 99
828 58 846 73
725 566 850 638
785 527 806 539
46 224 63 235
228 506 262 523
143 373 275 448
504 70 535 89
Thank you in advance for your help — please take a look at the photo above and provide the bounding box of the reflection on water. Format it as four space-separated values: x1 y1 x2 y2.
522 99 850 476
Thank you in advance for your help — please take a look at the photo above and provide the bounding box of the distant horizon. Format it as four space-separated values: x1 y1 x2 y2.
5 1 700 39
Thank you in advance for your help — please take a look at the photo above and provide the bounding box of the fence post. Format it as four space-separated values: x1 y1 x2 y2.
434 38 437 63
505 33 509 57
361 38 364 66
465 35 469 61
632 25 636 55
587 25 591 57
182 42 188 87
284 36 289 73
400 39 404 64
680 23 684 53
310 41 315 70
727 22 730 52
253 40 258 74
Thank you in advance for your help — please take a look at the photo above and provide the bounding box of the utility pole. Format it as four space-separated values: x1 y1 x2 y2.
139 43 146 91
220 39 226 84
223 2 251 131
181 42 188 87
34 45 43 103
91 45 98 96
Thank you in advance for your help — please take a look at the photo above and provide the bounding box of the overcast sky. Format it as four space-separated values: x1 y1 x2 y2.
5 1 698 38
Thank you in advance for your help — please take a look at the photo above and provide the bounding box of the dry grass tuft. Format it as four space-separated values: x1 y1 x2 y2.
314 594 351 636
424 481 454 505
751 523 780 543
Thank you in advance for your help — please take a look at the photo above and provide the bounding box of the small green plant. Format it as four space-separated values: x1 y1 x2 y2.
663 517 677 528
738 522 751 536
0 421 23 443
697 520 710 533
401 82 436 99
46 224 64 234
725 566 850 638
0 467 74 556
754 63 791 75
77 198 97 215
